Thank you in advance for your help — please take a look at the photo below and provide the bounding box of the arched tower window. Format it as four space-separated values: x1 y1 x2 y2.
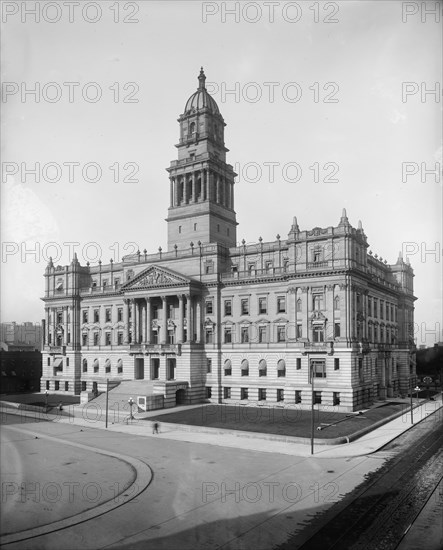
190 121 196 134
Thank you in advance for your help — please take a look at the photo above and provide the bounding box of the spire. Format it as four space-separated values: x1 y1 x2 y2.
198 67 206 90
339 208 350 227
287 216 300 240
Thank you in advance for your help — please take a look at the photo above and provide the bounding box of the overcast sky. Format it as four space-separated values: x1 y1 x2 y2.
1 0 442 346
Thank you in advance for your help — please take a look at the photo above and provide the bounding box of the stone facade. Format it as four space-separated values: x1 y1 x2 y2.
41 69 417 411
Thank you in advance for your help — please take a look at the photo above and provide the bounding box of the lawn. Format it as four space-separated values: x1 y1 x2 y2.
147 401 409 439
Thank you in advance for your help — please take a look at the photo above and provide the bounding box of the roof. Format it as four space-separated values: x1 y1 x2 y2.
183 67 220 116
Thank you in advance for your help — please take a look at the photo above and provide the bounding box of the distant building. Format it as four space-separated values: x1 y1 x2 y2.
40 69 416 411
0 322 43 351
0 344 42 393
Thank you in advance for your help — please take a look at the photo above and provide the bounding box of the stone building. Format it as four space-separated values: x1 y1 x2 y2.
41 69 416 411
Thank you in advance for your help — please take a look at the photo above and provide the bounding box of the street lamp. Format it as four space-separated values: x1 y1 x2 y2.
409 378 414 424
310 363 315 455
128 397 134 420
414 386 421 407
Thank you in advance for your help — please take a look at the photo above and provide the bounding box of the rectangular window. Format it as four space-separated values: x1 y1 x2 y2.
334 358 340 370
224 363 232 376
54 381 60 391
277 296 286 313
277 389 284 402
296 358 301 370
103 280 108 289
312 359 326 378
265 261 273 273
105 333 111 346
117 308 123 322
313 326 324 343
373 299 378 318
258 388 266 401
295 390 302 404
66 358 69 367
67 333 71 344
207 359 212 374
205 328 213 344
168 305 174 319
57 312 63 325
314 391 322 404
81 381 87 391
224 326 232 344
241 298 249 315
105 308 111 322
224 300 232 316
241 388 248 400
105 364 111 374
82 310 88 323
258 325 267 343
258 297 267 314
93 309 99 323
47 357 50 366
223 387 231 399
205 300 213 315
241 326 249 343
313 294 324 311
333 392 340 406
359 358 364 382
277 326 286 342
334 322 341 338
82 334 87 346
93 333 99 346
241 363 249 376
206 387 212 399
296 324 302 338
117 332 123 345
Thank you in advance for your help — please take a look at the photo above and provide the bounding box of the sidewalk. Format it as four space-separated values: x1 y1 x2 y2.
2 394 441 458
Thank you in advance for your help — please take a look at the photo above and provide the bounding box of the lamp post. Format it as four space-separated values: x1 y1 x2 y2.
45 390 48 412
128 397 134 421
414 386 421 407
409 378 414 424
310 363 315 455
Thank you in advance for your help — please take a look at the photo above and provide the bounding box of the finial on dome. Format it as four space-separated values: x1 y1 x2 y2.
198 67 206 90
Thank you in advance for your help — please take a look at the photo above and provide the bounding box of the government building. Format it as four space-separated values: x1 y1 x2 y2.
41 69 417 412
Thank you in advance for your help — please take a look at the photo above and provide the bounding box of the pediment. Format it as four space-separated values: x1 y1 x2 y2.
123 265 191 290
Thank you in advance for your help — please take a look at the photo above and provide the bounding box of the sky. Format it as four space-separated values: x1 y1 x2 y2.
1 0 442 347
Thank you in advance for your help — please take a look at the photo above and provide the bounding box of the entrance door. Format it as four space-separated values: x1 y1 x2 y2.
135 358 144 380
167 358 176 380
151 358 160 380
176 389 186 405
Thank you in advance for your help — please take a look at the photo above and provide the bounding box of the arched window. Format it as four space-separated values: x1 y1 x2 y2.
259 359 267 377
277 359 286 377
104 358 111 373
82 358 88 373
117 358 123 374
224 359 232 376
93 358 99 373
190 121 196 134
334 295 340 310
241 359 249 376
296 298 302 312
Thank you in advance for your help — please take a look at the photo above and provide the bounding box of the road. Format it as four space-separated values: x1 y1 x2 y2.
1 409 442 549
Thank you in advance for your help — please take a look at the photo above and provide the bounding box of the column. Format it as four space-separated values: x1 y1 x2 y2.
191 173 196 203
145 297 151 344
304 287 310 342
141 300 146 343
230 182 234 209
201 170 205 201
216 174 220 204
45 308 50 345
196 297 202 343
177 294 184 343
206 170 211 201
170 178 174 207
131 299 136 343
124 299 130 344
161 296 168 344
186 294 192 343
63 306 68 344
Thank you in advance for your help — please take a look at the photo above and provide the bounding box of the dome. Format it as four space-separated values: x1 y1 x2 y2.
183 68 220 116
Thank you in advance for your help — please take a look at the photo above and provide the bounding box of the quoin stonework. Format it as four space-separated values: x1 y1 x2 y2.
41 69 417 412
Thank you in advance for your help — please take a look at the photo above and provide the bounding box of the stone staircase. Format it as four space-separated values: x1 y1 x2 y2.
89 380 159 421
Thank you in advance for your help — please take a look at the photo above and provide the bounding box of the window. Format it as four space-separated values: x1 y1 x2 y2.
81 381 87 391
223 387 231 399
83 359 88 372
296 358 301 370
334 358 340 370
312 359 326 378
258 388 266 401
82 310 88 323
258 325 267 343
92 280 97 288
205 328 213 344
117 359 123 374
82 334 88 346
93 309 100 323
205 261 214 274
277 296 286 313
241 326 249 343
373 298 378 318
115 278 120 287
296 298 302 312
314 391 322 404
334 295 340 310
66 358 70 367
359 358 364 382
313 294 324 311
47 357 50 366
205 300 213 315
277 359 286 377
241 299 249 315
117 332 123 345
57 312 63 325
93 359 99 373
368 325 373 342
241 359 249 376
224 300 232 316
54 381 60 391
265 261 273 273
368 298 372 316
46 380 50 390
241 388 248 400
105 333 111 346
277 326 286 342
207 359 212 374
224 359 232 376
65 381 69 391
258 297 267 315
194 223 197 231
93 333 99 346
117 308 123 322
277 389 284 402
67 333 71 344
105 360 111 374
259 359 267 377
313 325 324 343
248 263 255 275
380 301 384 319
313 248 322 262
296 324 303 338
334 322 341 338
333 392 340 406
179 226 182 234
224 326 232 344
206 387 212 399
295 390 302 404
